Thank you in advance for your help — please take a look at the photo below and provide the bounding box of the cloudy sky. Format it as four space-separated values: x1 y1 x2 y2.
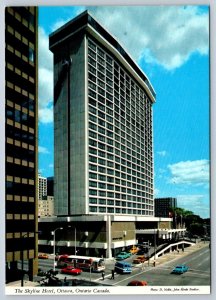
38 5 210 218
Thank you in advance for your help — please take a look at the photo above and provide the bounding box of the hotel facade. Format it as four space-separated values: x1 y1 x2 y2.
38 11 174 258
49 11 156 218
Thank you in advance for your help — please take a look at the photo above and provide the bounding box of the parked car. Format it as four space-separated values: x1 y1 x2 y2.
116 252 131 260
171 265 189 274
129 246 139 254
55 254 69 261
133 255 146 264
115 261 132 274
137 248 149 255
61 266 82 275
127 280 148 286
38 253 49 259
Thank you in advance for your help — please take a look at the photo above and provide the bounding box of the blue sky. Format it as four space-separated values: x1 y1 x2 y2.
38 5 210 218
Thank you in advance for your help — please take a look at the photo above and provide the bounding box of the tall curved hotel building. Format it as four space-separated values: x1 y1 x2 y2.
49 11 156 218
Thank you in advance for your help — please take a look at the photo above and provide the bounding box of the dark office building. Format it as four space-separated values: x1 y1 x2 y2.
5 7 38 283
47 176 54 196
154 197 177 218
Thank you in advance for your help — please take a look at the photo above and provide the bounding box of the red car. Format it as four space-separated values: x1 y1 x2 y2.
61 266 82 276
127 280 148 286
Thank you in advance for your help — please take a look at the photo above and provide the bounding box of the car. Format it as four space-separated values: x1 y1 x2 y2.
55 254 69 261
61 266 82 275
38 253 49 259
133 255 146 264
115 251 131 260
171 265 189 274
115 262 132 274
127 280 148 286
129 246 139 254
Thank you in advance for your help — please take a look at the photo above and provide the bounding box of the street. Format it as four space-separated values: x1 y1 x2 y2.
36 243 210 286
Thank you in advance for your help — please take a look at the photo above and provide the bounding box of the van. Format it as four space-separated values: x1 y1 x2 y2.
115 261 132 274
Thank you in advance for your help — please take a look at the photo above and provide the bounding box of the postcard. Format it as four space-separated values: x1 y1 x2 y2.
3 0 212 297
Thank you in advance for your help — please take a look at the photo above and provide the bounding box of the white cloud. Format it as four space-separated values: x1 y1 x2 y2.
154 188 160 196
38 27 53 124
38 27 53 71
87 6 209 70
177 194 210 218
51 7 86 32
39 107 53 124
38 146 50 154
168 159 209 186
38 67 53 109
157 151 167 157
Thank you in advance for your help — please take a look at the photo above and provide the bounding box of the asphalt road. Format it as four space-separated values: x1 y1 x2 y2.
37 243 210 286
108 246 210 286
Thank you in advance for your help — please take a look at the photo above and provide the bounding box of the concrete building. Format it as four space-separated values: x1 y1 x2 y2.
49 11 155 217
155 197 177 218
38 196 54 217
5 7 38 283
38 11 176 258
38 173 47 200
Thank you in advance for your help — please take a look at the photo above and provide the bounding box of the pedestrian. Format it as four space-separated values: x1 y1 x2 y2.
111 269 115 279
153 260 156 267
102 271 105 280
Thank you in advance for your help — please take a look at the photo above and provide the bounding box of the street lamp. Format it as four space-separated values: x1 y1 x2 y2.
74 227 76 256
52 227 63 271
21 231 40 287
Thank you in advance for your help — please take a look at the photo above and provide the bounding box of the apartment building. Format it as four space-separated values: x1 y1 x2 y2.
38 173 47 200
38 196 54 217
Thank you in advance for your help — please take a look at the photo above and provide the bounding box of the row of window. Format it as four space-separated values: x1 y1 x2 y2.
89 206 154 215
88 70 152 118
89 189 153 199
89 156 152 176
89 128 152 157
89 106 152 150
89 197 153 205
89 172 152 186
89 180 152 192
89 148 152 169
6 181 35 197
88 94 152 129
89 142 153 170
89 164 153 184
88 39 152 102
89 95 152 132
89 112 152 142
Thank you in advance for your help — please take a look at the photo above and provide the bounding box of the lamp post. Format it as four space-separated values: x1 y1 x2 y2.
21 231 40 287
74 227 76 255
52 227 63 271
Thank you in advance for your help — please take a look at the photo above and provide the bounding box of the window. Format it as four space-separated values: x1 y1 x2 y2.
29 48 34 63
90 206 97 212
99 207 106 213
89 172 97 179
89 198 97 204
99 198 106 204
89 189 97 195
